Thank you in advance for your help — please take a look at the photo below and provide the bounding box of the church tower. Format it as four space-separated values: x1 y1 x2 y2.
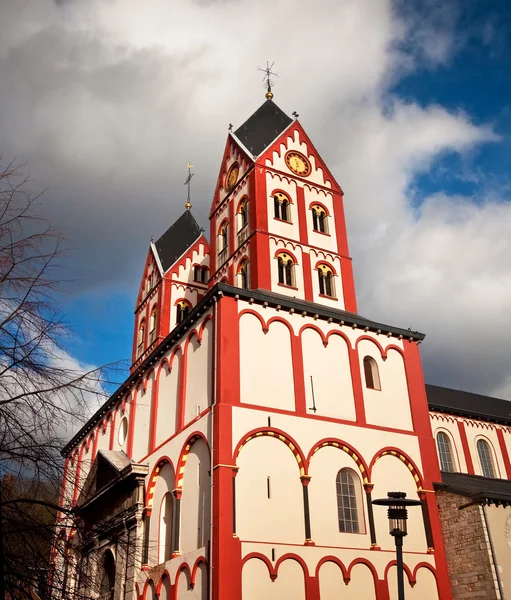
53 91 453 600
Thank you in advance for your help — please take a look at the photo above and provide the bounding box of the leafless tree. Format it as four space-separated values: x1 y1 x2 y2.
0 157 126 599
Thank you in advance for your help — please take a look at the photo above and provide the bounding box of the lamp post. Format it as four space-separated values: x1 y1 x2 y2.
372 492 422 600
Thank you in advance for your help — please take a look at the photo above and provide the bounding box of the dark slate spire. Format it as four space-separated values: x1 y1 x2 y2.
233 100 293 157
154 210 203 272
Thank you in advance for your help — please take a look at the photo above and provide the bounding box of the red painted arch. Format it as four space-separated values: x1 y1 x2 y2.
175 431 211 490
347 557 379 582
325 329 353 348
233 427 307 476
314 260 338 276
270 187 295 203
238 309 268 333
265 316 295 337
299 324 328 346
369 447 424 490
174 562 193 591
145 456 175 512
142 578 156 600
314 555 349 582
307 438 370 484
308 199 330 215
191 556 208 586
274 247 299 265
155 570 171 595
274 552 310 578
241 552 275 579
384 559 414 586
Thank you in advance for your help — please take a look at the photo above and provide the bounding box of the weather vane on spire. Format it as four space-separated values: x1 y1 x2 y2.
257 61 278 100
184 163 194 210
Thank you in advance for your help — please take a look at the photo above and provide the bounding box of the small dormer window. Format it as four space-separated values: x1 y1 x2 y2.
273 192 291 222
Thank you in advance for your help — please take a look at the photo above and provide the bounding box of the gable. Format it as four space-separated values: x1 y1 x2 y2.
259 121 343 194
209 136 253 218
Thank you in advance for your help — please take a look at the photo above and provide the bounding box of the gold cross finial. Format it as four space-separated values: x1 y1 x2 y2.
258 61 278 100
184 163 194 210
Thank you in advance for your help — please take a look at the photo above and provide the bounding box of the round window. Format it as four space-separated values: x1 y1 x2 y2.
118 417 128 446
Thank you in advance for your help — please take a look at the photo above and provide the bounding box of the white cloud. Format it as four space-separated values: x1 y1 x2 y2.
0 0 509 398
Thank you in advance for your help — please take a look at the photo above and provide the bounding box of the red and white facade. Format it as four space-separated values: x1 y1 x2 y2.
52 97 473 600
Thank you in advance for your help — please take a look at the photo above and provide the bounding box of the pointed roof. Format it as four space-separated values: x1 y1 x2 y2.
234 99 293 157
154 210 203 272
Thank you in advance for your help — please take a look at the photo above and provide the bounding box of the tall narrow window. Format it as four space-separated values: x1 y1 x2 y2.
149 307 157 344
201 267 208 283
273 192 291 222
159 493 173 564
218 221 228 252
436 432 455 472
336 469 360 533
237 259 249 290
477 439 496 478
238 198 249 229
99 551 115 600
277 253 295 287
363 356 381 390
317 264 335 297
137 320 145 356
311 205 328 233
193 265 201 281
176 300 191 324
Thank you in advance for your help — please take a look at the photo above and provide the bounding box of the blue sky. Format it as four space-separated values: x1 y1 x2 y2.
1 0 510 401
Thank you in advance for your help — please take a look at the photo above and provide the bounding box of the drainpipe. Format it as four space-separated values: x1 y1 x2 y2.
481 504 505 600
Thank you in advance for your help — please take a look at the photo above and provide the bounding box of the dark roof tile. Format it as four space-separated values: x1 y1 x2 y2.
426 384 511 424
234 100 293 156
438 471 511 505
154 210 203 272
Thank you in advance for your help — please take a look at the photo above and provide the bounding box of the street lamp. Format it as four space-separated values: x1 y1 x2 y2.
372 492 422 600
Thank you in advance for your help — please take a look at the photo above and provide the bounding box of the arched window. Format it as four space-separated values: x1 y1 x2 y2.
277 253 295 287
218 221 228 253
317 264 335 297
363 356 380 390
149 307 157 344
99 551 115 600
159 493 173 564
477 439 496 478
436 431 455 472
236 259 249 290
273 191 291 222
311 205 328 233
193 265 209 283
336 469 360 533
176 300 191 324
238 198 249 230
137 320 146 356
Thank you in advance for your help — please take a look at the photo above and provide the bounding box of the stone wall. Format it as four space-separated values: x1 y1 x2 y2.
437 490 501 599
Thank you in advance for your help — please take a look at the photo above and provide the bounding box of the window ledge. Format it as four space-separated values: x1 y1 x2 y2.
312 230 331 237
278 283 299 290
319 294 338 301
274 217 293 224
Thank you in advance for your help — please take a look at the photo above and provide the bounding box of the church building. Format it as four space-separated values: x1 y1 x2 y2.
51 90 511 600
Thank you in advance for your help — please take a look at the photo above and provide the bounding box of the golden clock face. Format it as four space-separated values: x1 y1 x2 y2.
226 163 239 191
285 151 311 176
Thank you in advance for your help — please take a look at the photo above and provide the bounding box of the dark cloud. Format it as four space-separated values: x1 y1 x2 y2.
0 0 509 398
